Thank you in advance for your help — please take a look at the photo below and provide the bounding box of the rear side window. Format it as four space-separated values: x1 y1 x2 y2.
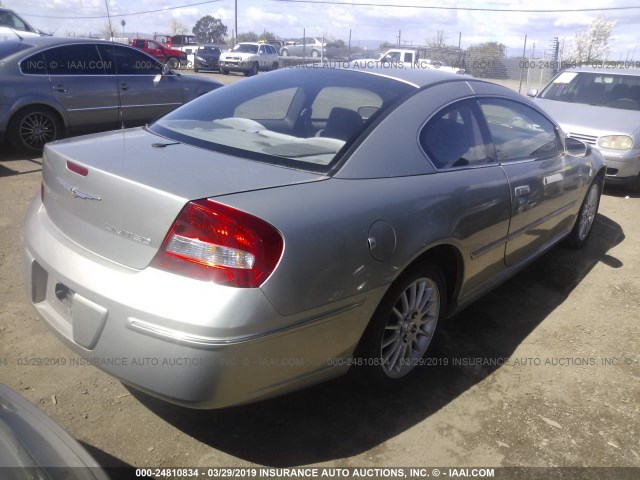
20 51 46 74
479 98 560 162
311 87 382 120
44 44 105 75
420 100 492 169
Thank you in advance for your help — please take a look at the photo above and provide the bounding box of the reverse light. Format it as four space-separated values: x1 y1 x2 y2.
598 135 633 150
151 200 283 288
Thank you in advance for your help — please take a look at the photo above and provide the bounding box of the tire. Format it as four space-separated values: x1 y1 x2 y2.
564 179 602 249
280 49 289 57
8 106 63 156
271 61 278 71
193 66 199 73
244 62 258 77
353 264 446 387
221 68 229 75
166 57 179 69
311 49 319 58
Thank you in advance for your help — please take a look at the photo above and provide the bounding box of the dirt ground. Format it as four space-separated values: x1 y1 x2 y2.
1 87 639 474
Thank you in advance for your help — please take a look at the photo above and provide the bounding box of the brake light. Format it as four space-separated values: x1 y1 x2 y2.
151 200 283 288
66 161 88 176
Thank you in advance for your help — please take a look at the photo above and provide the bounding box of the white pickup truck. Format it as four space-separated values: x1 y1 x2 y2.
351 48 464 74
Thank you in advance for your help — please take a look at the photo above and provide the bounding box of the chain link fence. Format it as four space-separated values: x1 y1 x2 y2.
280 31 565 93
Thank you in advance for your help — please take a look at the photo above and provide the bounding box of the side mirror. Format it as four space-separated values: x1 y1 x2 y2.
527 88 539 97
565 137 590 158
162 63 171 75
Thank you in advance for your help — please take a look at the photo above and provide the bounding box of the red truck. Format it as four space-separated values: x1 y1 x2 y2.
131 38 187 69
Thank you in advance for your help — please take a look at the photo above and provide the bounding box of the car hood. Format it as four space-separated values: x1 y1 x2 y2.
534 98 640 138
0 27 41 41
40 128 326 269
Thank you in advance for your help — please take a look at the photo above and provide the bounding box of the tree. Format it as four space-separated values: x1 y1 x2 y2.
379 41 395 50
567 15 615 63
192 15 227 44
120 19 126 36
170 16 188 35
236 31 259 42
426 30 447 49
465 41 507 78
102 21 114 40
258 30 277 41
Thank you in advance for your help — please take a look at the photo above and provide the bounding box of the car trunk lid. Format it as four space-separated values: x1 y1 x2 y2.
41 127 326 270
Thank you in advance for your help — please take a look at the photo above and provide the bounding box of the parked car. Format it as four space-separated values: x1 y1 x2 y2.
0 384 109 478
131 38 187 68
529 67 640 192
0 8 43 41
193 45 221 72
280 37 325 57
218 42 279 76
23 67 604 409
0 37 222 155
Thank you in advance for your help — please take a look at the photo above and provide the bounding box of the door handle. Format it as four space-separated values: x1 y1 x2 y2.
120 83 129 91
52 85 67 93
514 185 530 197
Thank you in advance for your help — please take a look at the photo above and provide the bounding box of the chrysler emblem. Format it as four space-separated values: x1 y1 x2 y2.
57 178 102 201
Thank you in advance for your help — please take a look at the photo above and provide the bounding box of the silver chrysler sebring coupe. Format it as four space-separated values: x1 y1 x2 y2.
23 67 605 408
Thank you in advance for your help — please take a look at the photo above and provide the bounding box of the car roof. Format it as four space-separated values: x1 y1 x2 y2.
564 67 640 77
354 66 471 88
3 36 132 49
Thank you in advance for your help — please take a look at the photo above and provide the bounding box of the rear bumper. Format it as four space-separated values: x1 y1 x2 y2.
22 197 369 408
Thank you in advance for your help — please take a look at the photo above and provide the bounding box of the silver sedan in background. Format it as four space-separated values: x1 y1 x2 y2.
0 37 222 155
530 67 640 192
22 67 605 408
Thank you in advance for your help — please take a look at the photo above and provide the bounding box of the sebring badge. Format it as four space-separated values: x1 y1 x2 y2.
57 178 102 201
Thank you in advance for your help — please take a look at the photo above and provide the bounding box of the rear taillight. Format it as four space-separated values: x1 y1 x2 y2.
151 200 283 288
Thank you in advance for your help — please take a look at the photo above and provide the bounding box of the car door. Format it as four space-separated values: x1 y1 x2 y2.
44 43 119 135
418 95 512 296
97 44 183 127
145 40 167 62
477 97 584 266
257 44 268 69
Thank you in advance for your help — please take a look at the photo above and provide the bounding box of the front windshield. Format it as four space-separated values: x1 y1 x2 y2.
232 43 259 54
540 71 640 111
149 68 416 173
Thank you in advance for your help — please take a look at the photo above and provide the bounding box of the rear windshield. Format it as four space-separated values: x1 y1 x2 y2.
149 68 416 173
540 71 640 111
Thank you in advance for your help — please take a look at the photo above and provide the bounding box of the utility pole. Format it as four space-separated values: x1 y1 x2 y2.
235 0 238 45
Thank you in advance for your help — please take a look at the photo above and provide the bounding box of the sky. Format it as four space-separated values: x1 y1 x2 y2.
7 0 640 58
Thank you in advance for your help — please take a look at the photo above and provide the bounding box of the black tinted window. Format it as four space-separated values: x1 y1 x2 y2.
97 44 162 75
44 44 105 75
20 51 46 74
420 100 492 169
479 98 560 162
